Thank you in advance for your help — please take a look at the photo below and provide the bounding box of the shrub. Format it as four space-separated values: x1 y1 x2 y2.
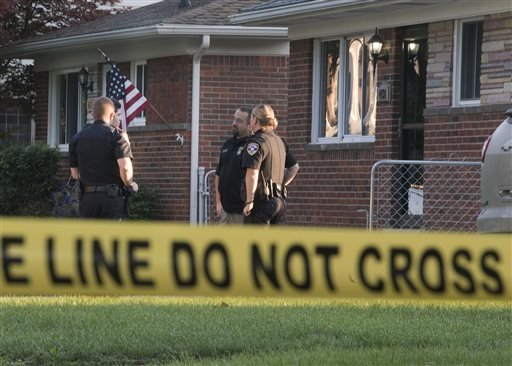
47 181 160 220
128 182 160 220
0 143 60 215
49 179 80 218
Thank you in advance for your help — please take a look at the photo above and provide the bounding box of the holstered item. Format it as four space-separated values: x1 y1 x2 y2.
258 176 273 201
272 183 285 199
123 185 137 216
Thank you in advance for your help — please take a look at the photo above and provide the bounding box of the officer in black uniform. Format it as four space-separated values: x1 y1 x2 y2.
215 107 252 224
69 96 136 219
241 104 287 225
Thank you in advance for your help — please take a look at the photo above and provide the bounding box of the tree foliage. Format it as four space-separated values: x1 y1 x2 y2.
0 0 122 111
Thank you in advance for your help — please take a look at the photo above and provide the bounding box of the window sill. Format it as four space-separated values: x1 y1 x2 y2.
306 141 374 151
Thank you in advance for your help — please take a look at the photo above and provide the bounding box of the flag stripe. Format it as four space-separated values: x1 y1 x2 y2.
105 57 147 128
126 98 147 118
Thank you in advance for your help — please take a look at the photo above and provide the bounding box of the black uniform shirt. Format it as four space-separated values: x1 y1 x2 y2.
69 120 133 187
215 136 248 213
282 139 297 169
241 130 285 185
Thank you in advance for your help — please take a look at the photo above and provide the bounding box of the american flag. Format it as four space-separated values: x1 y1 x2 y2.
103 52 147 130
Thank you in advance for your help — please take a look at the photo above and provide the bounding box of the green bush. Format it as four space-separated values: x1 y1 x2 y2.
0 143 60 215
128 182 160 220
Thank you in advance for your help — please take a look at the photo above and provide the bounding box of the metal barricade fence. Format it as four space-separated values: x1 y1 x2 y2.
369 160 482 232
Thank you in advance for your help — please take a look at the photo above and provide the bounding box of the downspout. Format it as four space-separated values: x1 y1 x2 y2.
190 34 210 224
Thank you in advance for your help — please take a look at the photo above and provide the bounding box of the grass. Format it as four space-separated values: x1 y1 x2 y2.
0 296 510 365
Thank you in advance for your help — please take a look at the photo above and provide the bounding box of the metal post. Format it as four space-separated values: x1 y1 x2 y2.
197 167 205 225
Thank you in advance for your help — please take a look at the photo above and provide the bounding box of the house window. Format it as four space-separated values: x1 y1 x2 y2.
102 60 147 127
312 34 376 143
49 70 83 149
454 18 483 105
132 61 147 125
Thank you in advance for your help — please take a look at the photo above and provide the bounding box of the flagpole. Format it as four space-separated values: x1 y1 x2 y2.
98 48 176 132
148 103 176 131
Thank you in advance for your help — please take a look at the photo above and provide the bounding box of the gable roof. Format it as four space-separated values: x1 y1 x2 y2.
2 0 287 58
10 0 267 46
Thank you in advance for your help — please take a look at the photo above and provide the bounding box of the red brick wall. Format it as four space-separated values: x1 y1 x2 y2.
129 128 191 221
375 28 403 161
34 71 49 143
128 56 193 221
198 55 289 170
146 56 192 125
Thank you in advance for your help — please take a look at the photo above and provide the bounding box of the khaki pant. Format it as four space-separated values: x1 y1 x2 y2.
220 210 244 225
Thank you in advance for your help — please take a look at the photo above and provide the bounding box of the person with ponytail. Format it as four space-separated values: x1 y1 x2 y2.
241 104 287 225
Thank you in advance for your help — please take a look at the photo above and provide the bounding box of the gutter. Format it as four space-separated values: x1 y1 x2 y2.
230 0 380 24
229 0 458 25
0 25 287 58
189 34 210 224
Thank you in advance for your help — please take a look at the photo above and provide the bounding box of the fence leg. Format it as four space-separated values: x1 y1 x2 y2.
197 167 205 225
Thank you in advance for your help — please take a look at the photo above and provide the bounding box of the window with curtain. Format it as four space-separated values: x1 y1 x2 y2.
314 34 377 143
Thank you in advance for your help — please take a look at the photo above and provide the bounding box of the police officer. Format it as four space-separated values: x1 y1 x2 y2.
242 104 286 225
215 107 252 224
69 96 136 219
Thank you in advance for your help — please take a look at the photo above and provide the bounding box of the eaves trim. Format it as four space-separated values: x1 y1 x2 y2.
230 0 380 24
1 24 288 58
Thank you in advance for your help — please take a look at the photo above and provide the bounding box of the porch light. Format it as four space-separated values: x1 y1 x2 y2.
368 28 389 69
408 41 420 64
79 65 93 92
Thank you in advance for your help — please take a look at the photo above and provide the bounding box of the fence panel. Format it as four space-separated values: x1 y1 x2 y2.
370 160 482 232
198 169 218 225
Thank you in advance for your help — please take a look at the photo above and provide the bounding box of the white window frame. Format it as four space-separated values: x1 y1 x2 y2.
452 17 483 107
48 68 84 152
102 60 147 128
311 34 376 145
131 60 147 127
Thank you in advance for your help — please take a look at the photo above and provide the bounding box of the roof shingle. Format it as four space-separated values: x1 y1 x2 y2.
11 0 270 46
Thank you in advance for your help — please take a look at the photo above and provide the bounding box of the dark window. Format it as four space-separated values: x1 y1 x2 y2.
57 72 80 145
460 21 483 101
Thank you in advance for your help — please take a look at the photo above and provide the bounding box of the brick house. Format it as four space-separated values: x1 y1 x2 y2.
2 0 511 227
1 0 289 223
232 0 511 228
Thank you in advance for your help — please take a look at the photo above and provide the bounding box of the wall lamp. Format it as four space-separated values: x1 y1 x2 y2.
79 65 94 92
407 41 420 63
368 28 389 71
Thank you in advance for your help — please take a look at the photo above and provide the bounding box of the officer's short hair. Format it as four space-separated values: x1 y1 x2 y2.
92 97 115 119
237 107 252 123
252 104 278 131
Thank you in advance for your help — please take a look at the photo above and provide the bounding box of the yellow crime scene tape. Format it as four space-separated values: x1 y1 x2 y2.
1 217 511 300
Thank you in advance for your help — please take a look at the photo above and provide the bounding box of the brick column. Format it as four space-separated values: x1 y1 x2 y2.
425 20 453 108
480 11 512 105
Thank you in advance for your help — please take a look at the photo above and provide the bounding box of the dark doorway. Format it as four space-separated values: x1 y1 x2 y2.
391 25 428 228
401 26 427 161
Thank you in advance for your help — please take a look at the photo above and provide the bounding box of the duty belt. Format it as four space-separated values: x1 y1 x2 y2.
83 184 122 195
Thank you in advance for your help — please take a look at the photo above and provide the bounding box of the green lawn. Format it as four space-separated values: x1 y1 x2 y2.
0 296 510 365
